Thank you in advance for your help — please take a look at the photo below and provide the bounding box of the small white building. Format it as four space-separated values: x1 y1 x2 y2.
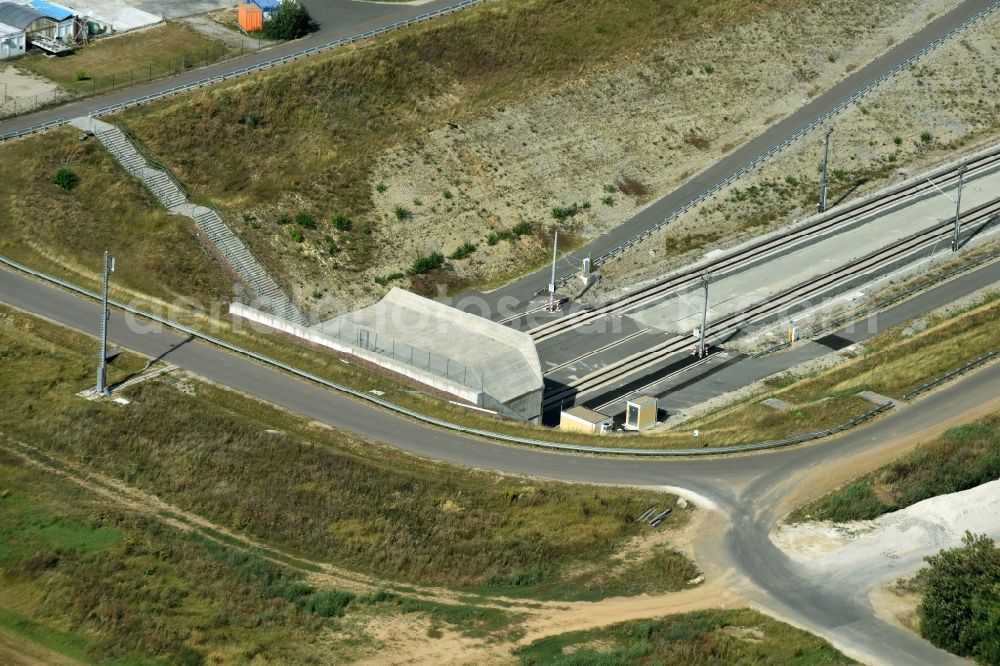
0 20 24 59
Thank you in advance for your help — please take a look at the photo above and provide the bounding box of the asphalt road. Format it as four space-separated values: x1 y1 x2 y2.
0 0 469 136
2 264 997 663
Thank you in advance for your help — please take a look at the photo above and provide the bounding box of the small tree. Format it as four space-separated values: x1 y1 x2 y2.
53 168 79 191
261 1 311 40
921 532 1000 658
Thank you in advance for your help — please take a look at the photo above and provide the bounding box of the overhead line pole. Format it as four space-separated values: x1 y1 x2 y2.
952 162 966 251
818 126 834 214
547 230 559 312
698 274 710 358
96 248 114 395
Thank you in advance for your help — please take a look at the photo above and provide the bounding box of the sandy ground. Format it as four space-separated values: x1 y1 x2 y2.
0 66 66 119
355 0 961 306
179 10 278 53
774 478 1000 593
598 9 1000 297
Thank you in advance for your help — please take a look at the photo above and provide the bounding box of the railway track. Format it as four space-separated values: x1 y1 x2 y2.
530 147 1000 345
542 198 1000 410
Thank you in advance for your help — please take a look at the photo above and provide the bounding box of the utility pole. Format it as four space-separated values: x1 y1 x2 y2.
547 230 559 312
95 249 114 394
698 274 710 358
952 163 966 252
818 126 834 214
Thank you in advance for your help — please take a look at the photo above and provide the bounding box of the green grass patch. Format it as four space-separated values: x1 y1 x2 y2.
0 493 121 564
515 608 856 665
0 306 694 597
791 413 1000 522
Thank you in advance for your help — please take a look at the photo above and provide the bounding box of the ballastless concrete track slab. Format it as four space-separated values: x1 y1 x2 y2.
1 263 998 663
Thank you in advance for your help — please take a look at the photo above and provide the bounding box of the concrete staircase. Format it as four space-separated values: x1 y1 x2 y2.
73 117 309 326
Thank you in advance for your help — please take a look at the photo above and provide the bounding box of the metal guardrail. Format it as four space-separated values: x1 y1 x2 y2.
0 116 67 142
0 253 899 457
554 0 1000 285
111 120 188 198
0 0 490 143
901 351 999 401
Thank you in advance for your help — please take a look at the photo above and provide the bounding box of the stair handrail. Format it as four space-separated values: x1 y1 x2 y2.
110 120 189 199
203 203 309 324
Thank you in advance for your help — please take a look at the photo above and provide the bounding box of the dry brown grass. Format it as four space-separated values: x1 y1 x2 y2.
0 128 231 304
18 23 231 95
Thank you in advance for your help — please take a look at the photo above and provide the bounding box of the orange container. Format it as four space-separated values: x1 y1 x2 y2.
238 3 263 32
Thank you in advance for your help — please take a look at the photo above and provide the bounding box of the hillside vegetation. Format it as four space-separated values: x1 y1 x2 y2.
0 305 696 598
791 412 1000 522
515 609 856 665
0 128 230 305
115 0 954 312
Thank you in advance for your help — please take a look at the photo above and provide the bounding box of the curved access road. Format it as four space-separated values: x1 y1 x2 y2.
2 264 998 664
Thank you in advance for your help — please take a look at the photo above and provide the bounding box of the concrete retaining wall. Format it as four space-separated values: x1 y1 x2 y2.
230 302 482 405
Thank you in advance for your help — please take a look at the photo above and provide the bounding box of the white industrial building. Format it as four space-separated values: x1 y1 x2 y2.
0 20 24 58
230 288 546 423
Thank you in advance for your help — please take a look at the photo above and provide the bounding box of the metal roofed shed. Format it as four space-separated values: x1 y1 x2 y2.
0 20 24 59
29 0 72 21
316 288 544 423
560 406 613 435
0 2 50 31
251 0 279 16
238 2 262 31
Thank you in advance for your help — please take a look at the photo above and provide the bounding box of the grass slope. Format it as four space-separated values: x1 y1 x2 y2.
0 128 231 305
118 0 787 298
0 304 696 598
515 609 856 665
0 450 399 665
791 412 1000 522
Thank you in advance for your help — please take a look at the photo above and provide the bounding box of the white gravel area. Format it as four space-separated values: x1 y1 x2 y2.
774 479 1000 588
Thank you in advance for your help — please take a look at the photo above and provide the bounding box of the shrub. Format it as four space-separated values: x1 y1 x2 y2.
362 589 400 605
784 175 799 187
603 184 617 193
920 131 933 144
394 205 412 221
294 211 316 229
375 181 387 194
276 212 291 225
551 203 582 221
303 588 354 617
827 53 837 63
260 1 311 40
921 533 1000 659
289 227 303 243
442 189 453 200
449 242 476 260
331 214 351 231
325 236 339 256
702 64 714 75
53 168 79 191
412 197 423 206
75 70 87 81
602 195 614 207
409 251 444 275
374 272 405 286
893 136 903 146
512 220 533 236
